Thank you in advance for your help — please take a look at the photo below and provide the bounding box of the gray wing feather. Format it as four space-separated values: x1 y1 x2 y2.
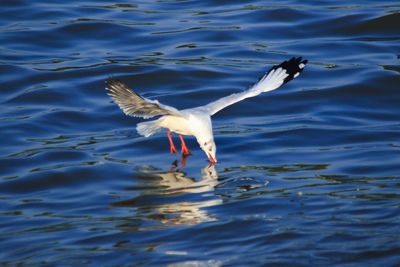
106 78 183 119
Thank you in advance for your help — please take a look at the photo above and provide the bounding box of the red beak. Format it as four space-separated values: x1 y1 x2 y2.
208 153 217 165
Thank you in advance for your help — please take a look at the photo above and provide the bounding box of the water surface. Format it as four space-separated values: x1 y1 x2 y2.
1 0 400 266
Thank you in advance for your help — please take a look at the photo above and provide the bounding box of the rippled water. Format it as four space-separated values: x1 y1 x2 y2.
1 0 400 266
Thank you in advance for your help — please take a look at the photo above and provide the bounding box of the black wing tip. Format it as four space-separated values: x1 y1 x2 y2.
278 56 308 84
257 57 307 85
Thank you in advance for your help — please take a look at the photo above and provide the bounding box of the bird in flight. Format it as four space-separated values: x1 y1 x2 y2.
106 57 307 164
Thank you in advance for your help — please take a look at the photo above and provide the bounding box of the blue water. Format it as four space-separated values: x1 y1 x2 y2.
1 0 400 266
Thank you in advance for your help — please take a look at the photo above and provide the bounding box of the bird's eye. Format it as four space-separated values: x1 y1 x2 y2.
204 142 207 146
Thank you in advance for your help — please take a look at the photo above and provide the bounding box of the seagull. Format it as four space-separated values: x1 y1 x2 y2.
106 57 307 164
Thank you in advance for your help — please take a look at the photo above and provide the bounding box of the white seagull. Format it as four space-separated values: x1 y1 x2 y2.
106 57 307 164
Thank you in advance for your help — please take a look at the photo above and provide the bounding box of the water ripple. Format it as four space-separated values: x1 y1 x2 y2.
1 0 400 265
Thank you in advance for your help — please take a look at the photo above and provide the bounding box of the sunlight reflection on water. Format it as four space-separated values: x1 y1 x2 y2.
1 0 400 265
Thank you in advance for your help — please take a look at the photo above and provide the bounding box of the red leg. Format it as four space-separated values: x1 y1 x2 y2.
168 160 179 173
179 134 191 155
178 153 189 170
167 131 178 155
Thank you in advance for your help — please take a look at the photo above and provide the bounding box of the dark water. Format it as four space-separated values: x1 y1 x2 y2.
1 0 400 266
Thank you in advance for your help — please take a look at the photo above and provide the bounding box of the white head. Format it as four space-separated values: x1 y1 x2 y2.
198 137 217 164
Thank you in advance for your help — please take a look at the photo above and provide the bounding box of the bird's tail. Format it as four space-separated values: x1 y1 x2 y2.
136 120 161 137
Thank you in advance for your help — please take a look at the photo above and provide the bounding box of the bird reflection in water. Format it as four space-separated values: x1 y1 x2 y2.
111 161 222 227
169 153 211 171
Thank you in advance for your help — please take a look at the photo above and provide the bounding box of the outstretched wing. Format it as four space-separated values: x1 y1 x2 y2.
203 57 307 116
106 78 183 119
